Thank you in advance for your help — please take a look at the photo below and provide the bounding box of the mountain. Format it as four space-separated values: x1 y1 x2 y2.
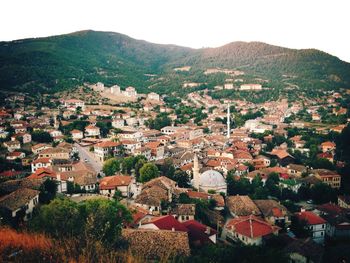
0 30 349 94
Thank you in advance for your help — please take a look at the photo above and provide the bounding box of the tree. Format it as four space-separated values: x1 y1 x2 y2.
30 198 84 238
102 158 121 176
139 163 159 183
172 170 190 188
310 183 337 204
39 179 57 204
30 198 131 247
32 130 52 143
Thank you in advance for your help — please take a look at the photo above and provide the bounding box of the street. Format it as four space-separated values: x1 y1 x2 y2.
74 143 103 174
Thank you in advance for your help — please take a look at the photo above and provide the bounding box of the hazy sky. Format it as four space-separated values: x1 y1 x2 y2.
1 0 350 62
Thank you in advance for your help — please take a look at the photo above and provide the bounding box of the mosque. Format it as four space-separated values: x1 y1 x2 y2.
192 154 227 195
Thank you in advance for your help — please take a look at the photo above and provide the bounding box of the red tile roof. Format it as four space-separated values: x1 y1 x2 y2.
27 168 57 180
145 215 188 232
226 215 279 238
182 220 216 245
99 175 132 189
296 211 326 225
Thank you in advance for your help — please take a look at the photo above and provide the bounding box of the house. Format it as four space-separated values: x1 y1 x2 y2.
0 188 40 221
135 176 177 215
139 215 188 232
85 125 100 137
6 151 25 161
338 195 350 209
94 141 121 162
316 203 350 239
320 141 336 153
254 199 290 226
295 211 327 244
225 215 280 245
145 141 165 160
31 157 52 172
39 147 70 160
287 164 307 177
70 129 83 140
147 92 160 101
31 143 51 155
312 169 341 189
279 179 302 193
226 195 261 217
267 149 295 166
186 190 225 211
27 168 67 193
171 204 196 222
56 161 97 191
11 133 31 144
63 99 85 109
112 118 125 128
3 140 21 152
121 229 190 260
121 140 141 154
182 220 217 246
99 175 132 197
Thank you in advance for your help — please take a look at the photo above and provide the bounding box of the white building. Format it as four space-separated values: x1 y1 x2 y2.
192 154 227 194
240 84 262 91
123 86 137 97
110 85 121 94
85 125 100 137
296 211 327 244
147 92 160 101
112 119 125 129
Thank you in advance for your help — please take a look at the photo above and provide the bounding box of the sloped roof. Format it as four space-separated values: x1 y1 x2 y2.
182 220 217 244
254 199 288 218
144 215 188 232
226 195 261 216
0 188 40 211
122 229 190 260
226 215 279 238
99 175 132 189
296 211 326 225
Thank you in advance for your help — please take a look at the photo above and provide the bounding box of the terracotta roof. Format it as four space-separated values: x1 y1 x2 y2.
32 157 51 164
254 199 288 218
99 175 132 189
95 141 120 148
144 215 188 232
122 229 190 260
171 204 196 216
135 185 168 206
226 215 279 238
182 220 217 245
0 188 40 211
296 211 326 225
226 195 261 216
27 168 57 180
321 141 336 147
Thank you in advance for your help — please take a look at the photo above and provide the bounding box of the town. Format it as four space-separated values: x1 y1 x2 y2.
0 78 349 262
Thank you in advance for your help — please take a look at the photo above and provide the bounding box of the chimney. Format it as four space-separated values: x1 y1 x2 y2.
171 227 175 232
301 208 306 212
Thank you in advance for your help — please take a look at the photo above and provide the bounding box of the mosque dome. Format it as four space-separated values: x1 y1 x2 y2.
200 170 226 188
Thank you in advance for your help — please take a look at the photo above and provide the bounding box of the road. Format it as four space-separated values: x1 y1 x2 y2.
74 143 103 174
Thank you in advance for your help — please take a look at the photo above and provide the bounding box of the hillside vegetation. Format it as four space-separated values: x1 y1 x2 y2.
0 30 349 95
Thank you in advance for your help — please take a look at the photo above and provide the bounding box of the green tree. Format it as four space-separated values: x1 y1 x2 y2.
39 179 57 204
139 163 160 183
32 130 52 143
102 158 121 176
310 183 337 204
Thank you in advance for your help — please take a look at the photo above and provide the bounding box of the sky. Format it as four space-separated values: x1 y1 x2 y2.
1 0 350 62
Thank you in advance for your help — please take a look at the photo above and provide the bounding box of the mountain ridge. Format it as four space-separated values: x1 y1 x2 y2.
0 30 349 94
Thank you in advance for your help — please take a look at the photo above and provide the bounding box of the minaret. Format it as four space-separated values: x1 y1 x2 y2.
193 154 200 191
227 104 230 139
